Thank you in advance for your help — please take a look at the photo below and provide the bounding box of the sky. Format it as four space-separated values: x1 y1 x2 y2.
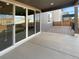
63 6 79 15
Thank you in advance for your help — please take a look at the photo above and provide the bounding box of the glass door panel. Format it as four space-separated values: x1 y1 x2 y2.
36 11 40 33
28 9 35 36
0 1 13 51
15 6 26 42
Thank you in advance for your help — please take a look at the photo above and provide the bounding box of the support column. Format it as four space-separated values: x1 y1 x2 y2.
74 0 78 33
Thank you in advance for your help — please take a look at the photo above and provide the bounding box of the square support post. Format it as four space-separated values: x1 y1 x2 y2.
74 0 78 33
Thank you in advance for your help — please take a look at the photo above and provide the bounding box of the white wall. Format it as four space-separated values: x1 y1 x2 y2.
52 9 62 22
40 11 53 32
40 9 62 32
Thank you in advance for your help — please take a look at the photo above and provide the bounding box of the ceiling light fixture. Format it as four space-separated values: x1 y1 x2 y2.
50 3 54 5
6 3 10 5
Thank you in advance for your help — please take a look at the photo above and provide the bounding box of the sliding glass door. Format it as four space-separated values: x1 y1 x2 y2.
15 6 26 42
28 9 35 36
35 11 40 33
0 1 13 51
0 1 40 51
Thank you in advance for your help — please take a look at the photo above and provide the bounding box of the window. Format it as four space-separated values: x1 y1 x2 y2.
48 12 52 23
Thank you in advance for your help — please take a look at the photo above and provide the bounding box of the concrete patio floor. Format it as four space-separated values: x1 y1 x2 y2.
0 32 79 59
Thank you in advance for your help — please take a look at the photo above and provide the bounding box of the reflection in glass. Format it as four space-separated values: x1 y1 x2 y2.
15 6 26 42
0 1 13 51
36 11 40 33
28 9 35 36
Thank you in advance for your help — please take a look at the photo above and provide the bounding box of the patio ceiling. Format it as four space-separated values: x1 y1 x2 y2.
16 0 75 12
